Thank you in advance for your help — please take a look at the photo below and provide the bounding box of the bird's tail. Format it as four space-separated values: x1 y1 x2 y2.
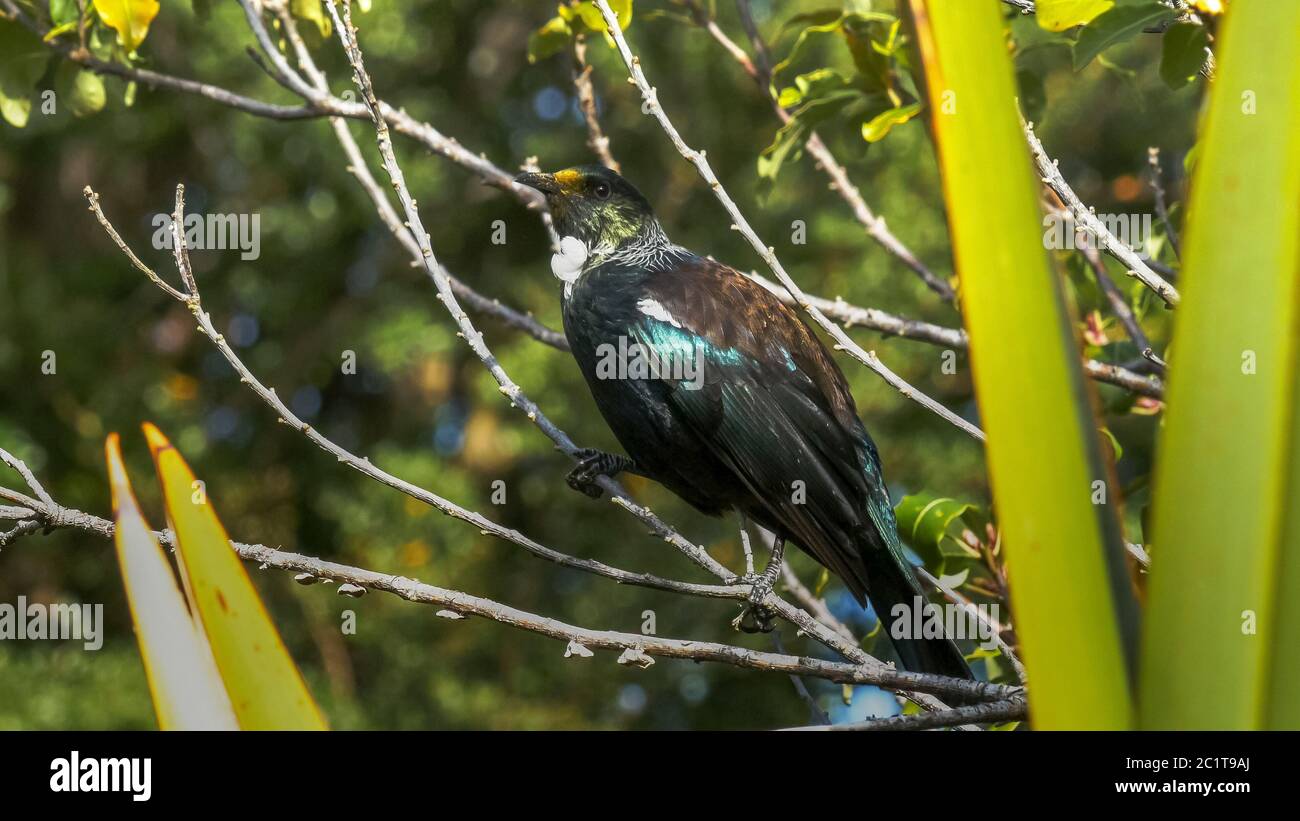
862 547 974 681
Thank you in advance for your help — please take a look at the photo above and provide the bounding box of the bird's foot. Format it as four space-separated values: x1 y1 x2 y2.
566 448 636 499
731 602 776 634
730 565 781 634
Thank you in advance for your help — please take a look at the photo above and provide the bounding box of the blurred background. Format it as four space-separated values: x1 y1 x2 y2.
0 0 1197 729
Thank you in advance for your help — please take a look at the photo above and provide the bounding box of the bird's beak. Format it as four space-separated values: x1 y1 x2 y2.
514 171 561 196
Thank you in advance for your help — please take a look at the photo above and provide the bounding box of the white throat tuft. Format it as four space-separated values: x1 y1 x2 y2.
551 235 587 298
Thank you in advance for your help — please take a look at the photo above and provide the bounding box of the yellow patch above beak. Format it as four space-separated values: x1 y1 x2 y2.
554 168 583 193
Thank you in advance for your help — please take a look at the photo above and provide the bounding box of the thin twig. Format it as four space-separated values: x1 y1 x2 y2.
1147 146 1181 260
572 34 621 172
784 697 1027 731
1080 238 1159 366
779 563 857 644
0 447 55 508
772 630 832 725
1025 121 1180 306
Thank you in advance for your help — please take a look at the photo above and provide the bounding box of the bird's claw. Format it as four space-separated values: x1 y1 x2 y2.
731 602 776 634
565 448 622 499
730 572 777 633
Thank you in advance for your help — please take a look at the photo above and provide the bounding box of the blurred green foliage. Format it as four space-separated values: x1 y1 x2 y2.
0 0 1201 728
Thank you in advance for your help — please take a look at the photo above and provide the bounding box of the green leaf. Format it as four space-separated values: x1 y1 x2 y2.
911 0 1136 729
1097 426 1123 462
894 493 978 570
68 68 106 117
813 567 830 597
143 423 327 730
105 434 238 730
50 0 80 27
1035 0 1114 32
779 9 842 32
777 68 850 108
527 15 572 64
0 93 32 128
0 23 51 128
861 101 920 142
757 89 858 181
92 0 161 54
771 14 860 81
1073 2 1173 70
757 120 806 183
1159 22 1208 89
1141 0 1300 729
290 0 330 38
842 15 897 94
87 20 117 61
43 21 78 42
565 0 632 33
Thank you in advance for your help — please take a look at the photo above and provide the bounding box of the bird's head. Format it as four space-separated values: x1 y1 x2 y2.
515 165 658 253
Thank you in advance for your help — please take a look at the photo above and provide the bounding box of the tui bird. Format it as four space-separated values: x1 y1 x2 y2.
516 164 972 680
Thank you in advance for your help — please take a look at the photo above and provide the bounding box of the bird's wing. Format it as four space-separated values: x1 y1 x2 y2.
626 256 903 599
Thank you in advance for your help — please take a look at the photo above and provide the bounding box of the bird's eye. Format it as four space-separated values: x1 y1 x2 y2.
593 182 611 199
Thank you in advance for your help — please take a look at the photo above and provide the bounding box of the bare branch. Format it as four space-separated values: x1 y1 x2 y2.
1026 121 1180 306
0 445 55 509
0 519 41 547
0 467 1017 703
784 696 1027 731
572 34 621 173
0 491 1016 707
